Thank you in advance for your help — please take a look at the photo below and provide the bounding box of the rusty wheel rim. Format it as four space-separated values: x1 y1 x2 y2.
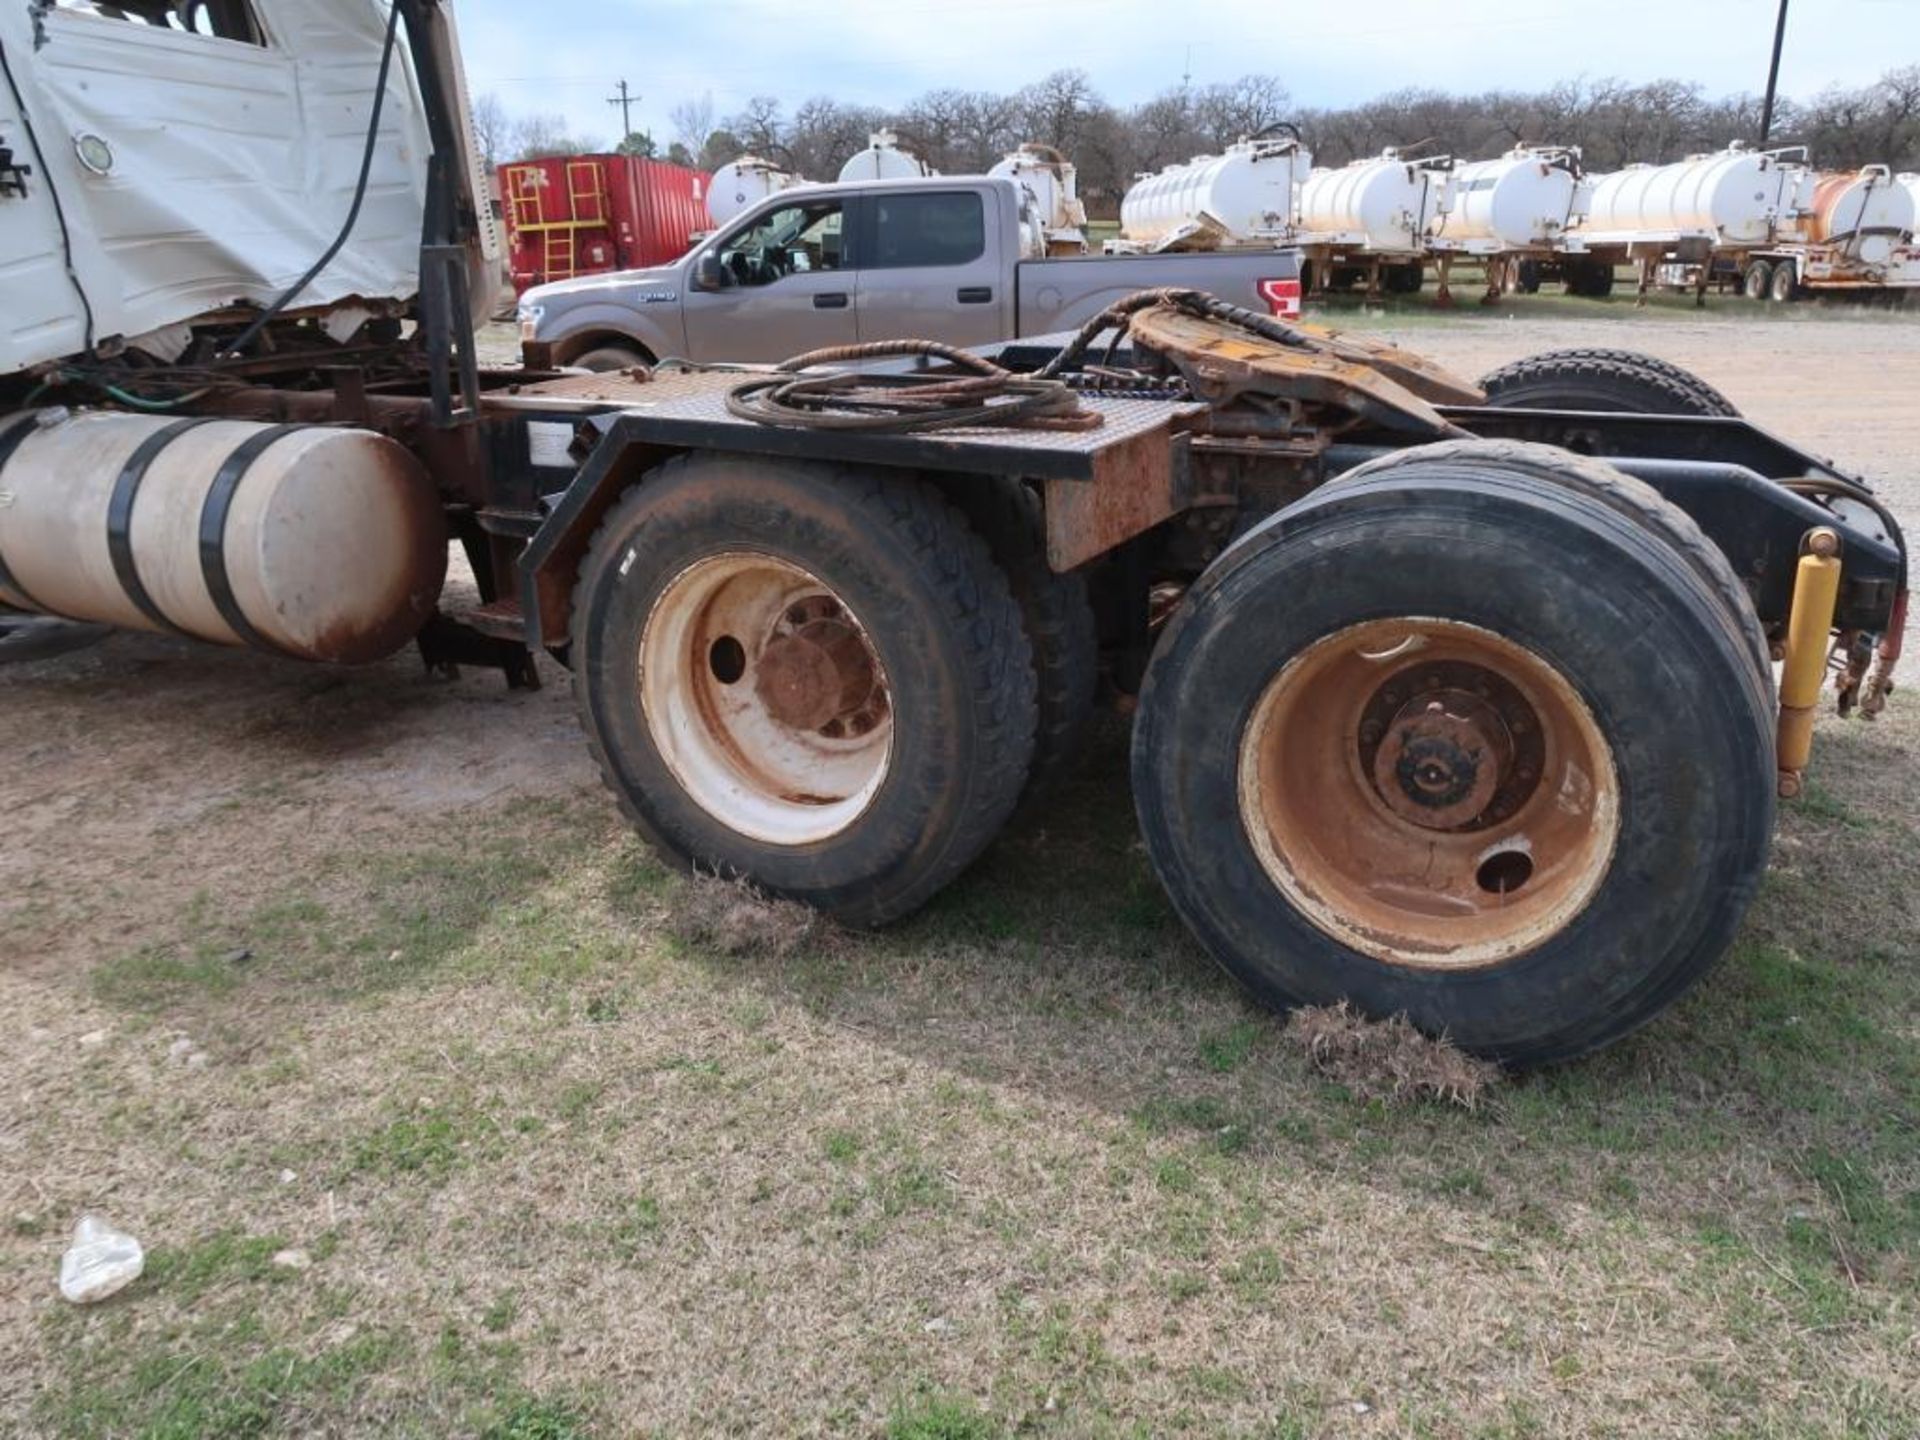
1236 617 1619 969
640 552 892 845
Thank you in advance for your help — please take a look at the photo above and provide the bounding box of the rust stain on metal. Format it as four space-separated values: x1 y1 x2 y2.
1044 428 1186 572
1130 307 1480 437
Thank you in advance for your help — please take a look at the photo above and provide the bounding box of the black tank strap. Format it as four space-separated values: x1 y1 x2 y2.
108 416 218 638
197 423 303 656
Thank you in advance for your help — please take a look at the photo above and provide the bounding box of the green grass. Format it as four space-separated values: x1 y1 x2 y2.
887 1394 1001 1440
17 680 1920 1435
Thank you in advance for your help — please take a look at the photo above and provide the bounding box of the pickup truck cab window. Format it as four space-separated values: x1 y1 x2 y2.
719 199 846 287
870 191 986 269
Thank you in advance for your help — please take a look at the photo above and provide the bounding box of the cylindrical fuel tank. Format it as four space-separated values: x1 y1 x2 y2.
1439 148 1581 248
707 157 804 227
1120 139 1312 245
837 129 932 183
1582 147 1799 242
1804 168 1916 265
1298 151 1444 251
0 409 445 663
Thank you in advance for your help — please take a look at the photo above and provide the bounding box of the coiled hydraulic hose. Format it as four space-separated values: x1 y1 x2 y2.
725 339 1094 434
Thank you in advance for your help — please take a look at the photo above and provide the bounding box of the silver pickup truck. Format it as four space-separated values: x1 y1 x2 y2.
517 176 1302 368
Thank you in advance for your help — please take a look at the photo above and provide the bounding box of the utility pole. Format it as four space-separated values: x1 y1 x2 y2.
607 79 638 139
1759 0 1789 144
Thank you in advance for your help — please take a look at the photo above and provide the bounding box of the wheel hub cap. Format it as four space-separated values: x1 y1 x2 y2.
1236 618 1621 970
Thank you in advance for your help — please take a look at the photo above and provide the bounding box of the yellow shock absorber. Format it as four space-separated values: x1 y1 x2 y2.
1776 527 1843 798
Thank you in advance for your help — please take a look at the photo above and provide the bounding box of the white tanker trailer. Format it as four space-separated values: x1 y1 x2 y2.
837 128 935 183
1290 149 1452 297
1570 144 1811 302
1735 165 1920 302
1296 150 1451 253
707 156 809 227
1430 147 1587 255
989 143 1089 255
1117 135 1313 251
1580 144 1806 248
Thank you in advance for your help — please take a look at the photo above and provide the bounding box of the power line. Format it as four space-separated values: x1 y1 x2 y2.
607 78 638 136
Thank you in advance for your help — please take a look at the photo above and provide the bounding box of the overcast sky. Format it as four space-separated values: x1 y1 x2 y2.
457 0 1918 149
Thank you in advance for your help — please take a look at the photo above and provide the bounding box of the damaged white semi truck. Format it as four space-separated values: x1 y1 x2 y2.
0 0 1907 1065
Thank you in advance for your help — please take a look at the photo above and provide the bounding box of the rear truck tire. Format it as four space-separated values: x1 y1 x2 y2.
1130 442 1776 1066
940 476 1098 809
1744 259 1775 301
573 344 652 373
1514 259 1542 294
0 611 112 663
1334 440 1773 685
1479 346 1741 418
1769 261 1799 304
569 453 1037 926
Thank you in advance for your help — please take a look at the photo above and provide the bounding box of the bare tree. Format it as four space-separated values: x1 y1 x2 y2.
469 92 511 168
664 62 1920 219
670 93 715 158
1192 75 1291 149
698 127 745 172
726 96 785 157
785 96 886 179
513 112 595 161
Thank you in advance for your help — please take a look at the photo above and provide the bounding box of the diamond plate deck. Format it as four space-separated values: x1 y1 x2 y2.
490 367 1210 479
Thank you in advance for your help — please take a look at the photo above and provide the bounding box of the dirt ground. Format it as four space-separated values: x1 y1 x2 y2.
3 306 1917 1438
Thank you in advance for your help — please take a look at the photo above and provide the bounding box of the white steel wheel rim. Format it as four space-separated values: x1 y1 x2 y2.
639 551 893 846
1235 616 1621 971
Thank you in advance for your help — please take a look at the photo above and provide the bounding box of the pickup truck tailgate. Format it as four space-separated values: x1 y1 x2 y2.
1016 251 1301 335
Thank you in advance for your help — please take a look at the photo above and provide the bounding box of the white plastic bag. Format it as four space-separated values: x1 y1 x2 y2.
58 1215 144 1304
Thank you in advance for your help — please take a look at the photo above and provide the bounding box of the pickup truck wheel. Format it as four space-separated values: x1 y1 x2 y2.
1479 346 1741 418
574 344 652 373
942 477 1097 810
1131 445 1775 1065
570 454 1036 925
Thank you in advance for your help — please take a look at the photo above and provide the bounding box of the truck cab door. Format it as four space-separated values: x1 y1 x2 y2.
681 195 857 362
855 188 1009 348
0 49 88 372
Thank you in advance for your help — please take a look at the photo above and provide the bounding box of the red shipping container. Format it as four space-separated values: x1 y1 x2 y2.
499 154 712 293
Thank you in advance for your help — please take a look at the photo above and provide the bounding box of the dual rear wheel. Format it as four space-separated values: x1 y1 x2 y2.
1131 441 1774 1064
571 380 1774 1063
569 456 1093 926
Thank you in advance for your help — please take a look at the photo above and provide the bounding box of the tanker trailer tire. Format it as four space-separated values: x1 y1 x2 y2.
574 345 653 374
1769 262 1800 305
569 454 1038 926
1564 260 1615 298
1743 259 1775 302
1514 260 1542 295
940 476 1098 812
1479 347 1741 419
1130 444 1776 1066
